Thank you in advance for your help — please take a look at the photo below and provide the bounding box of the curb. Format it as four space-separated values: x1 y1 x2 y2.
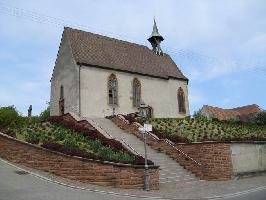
0 158 266 200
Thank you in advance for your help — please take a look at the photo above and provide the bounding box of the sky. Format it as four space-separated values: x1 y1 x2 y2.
0 0 265 116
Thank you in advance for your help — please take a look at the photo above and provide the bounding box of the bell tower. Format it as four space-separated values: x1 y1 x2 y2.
148 19 164 55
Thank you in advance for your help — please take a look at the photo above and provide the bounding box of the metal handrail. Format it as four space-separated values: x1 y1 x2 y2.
115 115 202 166
144 131 203 167
164 139 202 167
120 138 141 156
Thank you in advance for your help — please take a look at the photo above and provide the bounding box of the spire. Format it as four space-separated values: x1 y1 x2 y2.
148 18 164 55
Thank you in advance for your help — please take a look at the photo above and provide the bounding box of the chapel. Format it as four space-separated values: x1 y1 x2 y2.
50 20 189 118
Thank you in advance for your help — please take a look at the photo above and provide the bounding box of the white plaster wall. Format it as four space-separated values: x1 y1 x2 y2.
231 143 266 174
80 66 189 118
50 35 79 116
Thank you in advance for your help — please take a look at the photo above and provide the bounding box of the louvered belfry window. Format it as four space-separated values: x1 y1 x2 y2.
178 87 186 113
132 78 141 107
108 74 118 105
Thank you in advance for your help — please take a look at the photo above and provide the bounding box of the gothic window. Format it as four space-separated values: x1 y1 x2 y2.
132 78 141 107
178 87 186 113
108 74 118 105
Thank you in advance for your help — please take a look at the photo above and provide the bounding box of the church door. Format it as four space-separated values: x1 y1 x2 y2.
59 99 64 116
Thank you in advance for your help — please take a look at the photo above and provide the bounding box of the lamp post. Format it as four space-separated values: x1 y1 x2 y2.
139 102 149 191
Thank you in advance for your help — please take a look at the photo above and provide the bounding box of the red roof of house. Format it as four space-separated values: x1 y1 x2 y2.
202 104 261 121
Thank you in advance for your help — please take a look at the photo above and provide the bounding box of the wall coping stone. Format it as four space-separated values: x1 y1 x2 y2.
175 141 266 145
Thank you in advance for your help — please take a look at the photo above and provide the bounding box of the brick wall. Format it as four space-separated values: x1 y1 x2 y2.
0 134 159 189
112 116 233 180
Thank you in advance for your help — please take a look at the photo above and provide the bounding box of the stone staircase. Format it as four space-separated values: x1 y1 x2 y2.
89 118 199 185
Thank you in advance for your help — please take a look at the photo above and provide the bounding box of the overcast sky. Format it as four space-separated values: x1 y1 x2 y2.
0 0 265 116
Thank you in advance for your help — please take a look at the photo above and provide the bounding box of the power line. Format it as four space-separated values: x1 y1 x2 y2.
0 1 144 44
0 1 265 77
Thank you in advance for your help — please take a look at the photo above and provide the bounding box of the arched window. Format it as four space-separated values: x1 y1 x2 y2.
108 74 118 105
60 85 64 100
132 78 141 107
178 87 186 113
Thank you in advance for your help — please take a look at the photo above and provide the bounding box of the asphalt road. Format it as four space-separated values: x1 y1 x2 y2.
0 160 265 200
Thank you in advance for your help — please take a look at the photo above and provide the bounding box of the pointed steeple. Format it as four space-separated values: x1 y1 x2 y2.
148 19 164 55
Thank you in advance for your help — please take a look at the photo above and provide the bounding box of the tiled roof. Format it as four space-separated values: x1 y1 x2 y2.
64 27 188 80
231 104 261 116
202 104 261 121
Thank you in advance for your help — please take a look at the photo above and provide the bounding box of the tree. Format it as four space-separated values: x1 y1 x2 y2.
251 111 266 125
0 106 20 127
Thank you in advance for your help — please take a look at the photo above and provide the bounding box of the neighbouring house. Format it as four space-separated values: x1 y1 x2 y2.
200 104 262 122
50 20 189 118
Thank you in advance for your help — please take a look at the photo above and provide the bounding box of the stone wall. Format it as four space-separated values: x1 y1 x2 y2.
0 133 159 190
112 116 233 180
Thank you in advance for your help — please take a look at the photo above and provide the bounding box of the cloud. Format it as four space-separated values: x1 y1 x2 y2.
0 0 266 114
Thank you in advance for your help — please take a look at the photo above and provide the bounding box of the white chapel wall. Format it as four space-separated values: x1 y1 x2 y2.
80 66 189 118
50 35 79 116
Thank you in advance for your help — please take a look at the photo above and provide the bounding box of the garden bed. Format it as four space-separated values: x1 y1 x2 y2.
0 114 153 165
117 113 266 143
147 118 266 143
0 132 159 189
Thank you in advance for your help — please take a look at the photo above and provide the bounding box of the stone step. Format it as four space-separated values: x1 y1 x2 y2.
160 177 196 184
160 174 195 180
89 118 199 184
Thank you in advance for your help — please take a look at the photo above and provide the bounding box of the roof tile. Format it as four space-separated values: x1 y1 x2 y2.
203 104 261 121
64 27 188 80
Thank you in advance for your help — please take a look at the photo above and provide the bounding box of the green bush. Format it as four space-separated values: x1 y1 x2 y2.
98 146 114 159
251 111 266 125
227 117 239 124
25 129 39 143
54 130 67 141
0 106 20 127
63 136 78 148
39 104 50 122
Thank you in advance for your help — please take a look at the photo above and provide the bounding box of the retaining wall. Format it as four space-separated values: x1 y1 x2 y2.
111 116 233 180
0 133 159 189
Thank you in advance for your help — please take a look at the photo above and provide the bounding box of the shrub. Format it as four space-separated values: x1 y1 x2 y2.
227 117 239 124
63 136 78 148
39 104 50 122
251 111 266 125
25 129 39 144
54 130 67 141
0 106 20 127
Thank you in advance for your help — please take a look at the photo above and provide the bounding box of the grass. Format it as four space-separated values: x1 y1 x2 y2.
147 118 266 143
10 122 135 162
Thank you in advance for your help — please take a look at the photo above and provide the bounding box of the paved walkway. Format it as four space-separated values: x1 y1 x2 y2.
90 118 199 185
